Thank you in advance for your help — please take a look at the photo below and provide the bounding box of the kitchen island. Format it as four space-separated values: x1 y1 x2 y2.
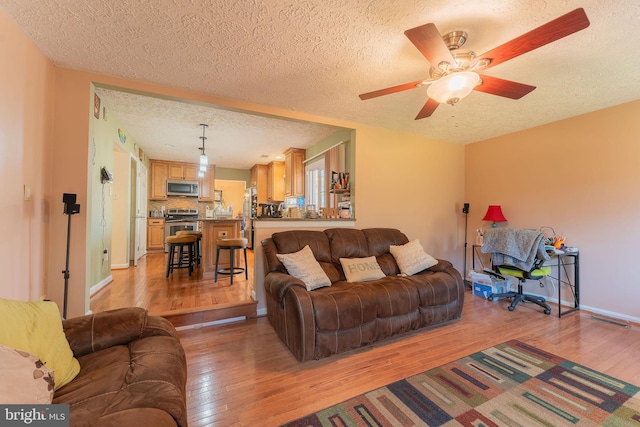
198 218 243 280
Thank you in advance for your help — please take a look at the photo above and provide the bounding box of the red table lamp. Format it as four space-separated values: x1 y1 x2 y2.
482 205 507 228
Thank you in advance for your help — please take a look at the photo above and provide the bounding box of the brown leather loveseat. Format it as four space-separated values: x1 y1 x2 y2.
262 228 464 361
54 307 188 427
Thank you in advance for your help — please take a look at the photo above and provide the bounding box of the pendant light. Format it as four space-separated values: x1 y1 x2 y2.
198 124 208 178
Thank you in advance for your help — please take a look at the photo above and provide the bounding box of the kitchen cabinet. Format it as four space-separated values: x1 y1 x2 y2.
250 164 268 204
284 147 305 197
267 161 285 202
147 218 165 251
198 165 216 202
149 161 168 200
168 163 198 180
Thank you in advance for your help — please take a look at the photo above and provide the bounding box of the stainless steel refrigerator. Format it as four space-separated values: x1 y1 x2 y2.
243 187 257 248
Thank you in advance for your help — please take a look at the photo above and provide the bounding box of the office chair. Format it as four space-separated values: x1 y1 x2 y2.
487 261 552 314
482 228 552 315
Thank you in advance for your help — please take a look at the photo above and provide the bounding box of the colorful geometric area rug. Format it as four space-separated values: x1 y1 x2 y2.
283 340 640 426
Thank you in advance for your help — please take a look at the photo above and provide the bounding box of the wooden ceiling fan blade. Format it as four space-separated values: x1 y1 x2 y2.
474 75 536 99
475 8 590 70
404 23 456 67
415 98 439 120
359 79 426 100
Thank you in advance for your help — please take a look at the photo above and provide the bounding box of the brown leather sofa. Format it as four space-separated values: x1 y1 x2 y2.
54 308 188 427
262 228 464 362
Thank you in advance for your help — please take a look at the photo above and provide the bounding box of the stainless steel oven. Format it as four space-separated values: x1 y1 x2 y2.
163 208 199 252
164 222 198 252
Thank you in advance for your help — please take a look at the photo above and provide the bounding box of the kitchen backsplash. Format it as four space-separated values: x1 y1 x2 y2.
148 198 222 216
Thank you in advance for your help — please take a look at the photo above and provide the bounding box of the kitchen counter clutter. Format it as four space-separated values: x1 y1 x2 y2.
253 217 355 221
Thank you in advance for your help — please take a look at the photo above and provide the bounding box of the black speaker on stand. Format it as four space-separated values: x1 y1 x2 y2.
462 203 471 289
62 193 80 319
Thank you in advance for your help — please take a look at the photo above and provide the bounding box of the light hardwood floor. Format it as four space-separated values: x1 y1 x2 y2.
90 251 256 324
91 254 640 426
179 295 640 427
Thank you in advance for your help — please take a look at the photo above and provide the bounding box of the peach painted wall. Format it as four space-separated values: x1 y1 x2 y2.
0 10 55 303
465 100 640 321
353 125 465 263
46 68 466 316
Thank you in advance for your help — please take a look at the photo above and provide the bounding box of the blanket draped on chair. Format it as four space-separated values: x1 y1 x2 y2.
481 228 549 271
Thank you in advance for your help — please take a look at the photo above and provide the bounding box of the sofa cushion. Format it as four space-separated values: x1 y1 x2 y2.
271 230 341 282
363 228 410 256
0 298 80 390
277 245 332 291
363 228 408 275
325 228 370 261
309 283 378 331
53 335 187 427
389 239 438 276
339 256 385 282
0 344 54 404
355 277 420 318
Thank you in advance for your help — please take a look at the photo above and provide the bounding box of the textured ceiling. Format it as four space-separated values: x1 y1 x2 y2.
2 0 640 167
93 88 341 169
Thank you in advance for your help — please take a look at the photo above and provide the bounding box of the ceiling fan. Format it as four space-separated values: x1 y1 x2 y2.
359 8 590 119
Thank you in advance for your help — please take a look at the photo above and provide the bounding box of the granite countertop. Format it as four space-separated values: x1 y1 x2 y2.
253 217 355 221
198 217 241 221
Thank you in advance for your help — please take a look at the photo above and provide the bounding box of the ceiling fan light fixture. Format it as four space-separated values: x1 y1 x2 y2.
427 71 480 105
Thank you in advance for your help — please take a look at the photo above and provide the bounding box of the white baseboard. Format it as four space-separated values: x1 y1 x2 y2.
257 307 267 317
90 275 113 296
110 263 129 270
512 289 639 325
175 316 246 331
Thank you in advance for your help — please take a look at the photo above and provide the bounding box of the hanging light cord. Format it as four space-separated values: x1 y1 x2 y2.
199 123 208 156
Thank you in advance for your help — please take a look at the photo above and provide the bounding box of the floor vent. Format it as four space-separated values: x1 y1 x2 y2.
590 315 631 328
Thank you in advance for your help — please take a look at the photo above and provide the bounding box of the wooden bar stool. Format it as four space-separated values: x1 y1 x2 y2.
166 234 197 277
176 230 202 266
215 238 248 284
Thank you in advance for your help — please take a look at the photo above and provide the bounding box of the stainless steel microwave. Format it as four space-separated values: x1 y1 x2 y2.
167 180 199 197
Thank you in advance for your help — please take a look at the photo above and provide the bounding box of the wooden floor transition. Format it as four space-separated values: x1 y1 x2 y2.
178 293 640 427
90 250 257 326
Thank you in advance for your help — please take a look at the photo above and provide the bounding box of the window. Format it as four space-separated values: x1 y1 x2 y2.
305 157 325 209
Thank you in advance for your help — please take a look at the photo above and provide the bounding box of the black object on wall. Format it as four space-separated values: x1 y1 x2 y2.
462 203 471 289
62 193 80 319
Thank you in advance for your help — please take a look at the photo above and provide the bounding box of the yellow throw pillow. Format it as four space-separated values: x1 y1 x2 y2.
0 298 80 390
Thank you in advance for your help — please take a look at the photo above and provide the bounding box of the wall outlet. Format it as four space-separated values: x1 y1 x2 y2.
102 248 109 261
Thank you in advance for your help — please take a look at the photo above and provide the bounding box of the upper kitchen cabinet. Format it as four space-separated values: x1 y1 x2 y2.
198 165 216 202
267 161 285 202
168 163 198 180
284 147 305 198
250 164 268 205
149 161 168 200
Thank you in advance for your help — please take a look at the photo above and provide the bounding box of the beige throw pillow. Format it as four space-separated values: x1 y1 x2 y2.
340 256 385 282
276 245 332 291
0 344 55 404
389 239 438 276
